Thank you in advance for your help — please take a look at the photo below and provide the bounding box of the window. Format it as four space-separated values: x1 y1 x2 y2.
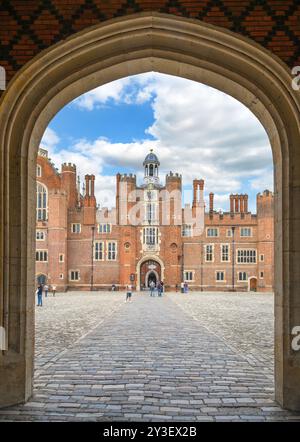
237 249 257 263
98 223 111 234
70 270 80 281
260 254 264 262
107 242 117 261
216 271 225 281
205 244 214 262
238 271 247 281
36 165 42 177
182 224 192 237
36 182 48 221
184 271 194 281
71 223 81 234
240 227 252 237
260 272 264 279
143 227 159 245
226 229 232 237
94 241 104 260
36 230 45 241
59 254 64 263
146 203 157 223
207 228 218 237
221 244 229 262
36 250 48 262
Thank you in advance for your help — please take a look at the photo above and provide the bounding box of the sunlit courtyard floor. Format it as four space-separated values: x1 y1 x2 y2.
0 291 299 422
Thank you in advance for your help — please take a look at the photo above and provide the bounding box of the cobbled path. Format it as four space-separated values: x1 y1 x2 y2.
0 291 299 422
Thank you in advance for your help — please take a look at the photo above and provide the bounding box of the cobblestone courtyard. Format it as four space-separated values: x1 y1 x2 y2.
1 291 299 422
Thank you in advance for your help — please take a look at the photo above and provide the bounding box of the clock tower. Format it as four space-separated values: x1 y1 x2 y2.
143 149 160 185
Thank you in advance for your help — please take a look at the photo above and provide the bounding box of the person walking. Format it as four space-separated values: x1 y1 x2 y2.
125 283 133 303
149 280 155 297
52 284 56 297
44 284 49 298
184 281 189 294
157 281 162 297
36 284 43 307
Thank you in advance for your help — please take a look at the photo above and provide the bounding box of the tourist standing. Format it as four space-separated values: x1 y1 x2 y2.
125 283 133 302
44 284 49 297
149 280 155 297
36 284 43 307
157 281 162 297
184 281 189 294
181 281 184 293
160 281 164 294
52 284 56 297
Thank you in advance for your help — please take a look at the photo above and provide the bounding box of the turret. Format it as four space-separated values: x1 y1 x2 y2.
61 163 77 208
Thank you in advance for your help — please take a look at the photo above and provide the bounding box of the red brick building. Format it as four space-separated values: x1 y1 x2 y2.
36 148 274 292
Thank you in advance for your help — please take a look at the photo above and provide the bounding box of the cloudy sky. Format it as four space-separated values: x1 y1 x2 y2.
41 72 273 212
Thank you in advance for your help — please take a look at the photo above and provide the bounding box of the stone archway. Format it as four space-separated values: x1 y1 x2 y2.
140 259 161 289
36 274 47 285
0 12 300 410
136 254 165 291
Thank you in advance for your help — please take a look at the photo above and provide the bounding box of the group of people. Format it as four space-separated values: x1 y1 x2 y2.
149 280 164 297
36 283 57 307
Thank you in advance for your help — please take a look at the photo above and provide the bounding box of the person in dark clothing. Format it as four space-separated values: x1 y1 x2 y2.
36 284 43 307
157 281 162 297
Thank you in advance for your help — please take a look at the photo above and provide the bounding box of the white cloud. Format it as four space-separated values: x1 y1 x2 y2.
40 127 60 150
43 73 273 211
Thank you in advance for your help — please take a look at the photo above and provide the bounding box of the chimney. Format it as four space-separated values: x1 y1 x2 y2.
244 194 248 212
239 195 244 213
235 194 239 213
230 194 234 213
192 179 204 208
91 175 95 197
209 192 214 213
85 175 90 197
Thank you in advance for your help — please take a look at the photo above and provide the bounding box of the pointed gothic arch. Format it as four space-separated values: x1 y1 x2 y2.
0 12 300 409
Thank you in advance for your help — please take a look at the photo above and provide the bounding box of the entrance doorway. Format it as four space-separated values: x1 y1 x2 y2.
249 277 257 292
36 274 47 285
140 260 161 290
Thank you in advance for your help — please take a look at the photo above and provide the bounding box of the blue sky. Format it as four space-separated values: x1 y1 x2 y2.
41 73 273 212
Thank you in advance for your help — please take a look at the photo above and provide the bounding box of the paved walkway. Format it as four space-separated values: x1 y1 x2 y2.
0 292 299 422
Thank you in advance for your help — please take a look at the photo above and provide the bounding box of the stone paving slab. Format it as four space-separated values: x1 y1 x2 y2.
0 291 299 422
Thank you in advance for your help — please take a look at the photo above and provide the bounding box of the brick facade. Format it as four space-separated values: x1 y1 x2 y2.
36 148 274 292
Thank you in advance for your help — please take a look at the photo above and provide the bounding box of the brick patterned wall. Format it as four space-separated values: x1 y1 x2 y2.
0 0 299 88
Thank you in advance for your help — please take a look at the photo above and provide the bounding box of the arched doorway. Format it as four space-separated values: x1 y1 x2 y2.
36 274 47 285
140 260 161 289
0 13 300 410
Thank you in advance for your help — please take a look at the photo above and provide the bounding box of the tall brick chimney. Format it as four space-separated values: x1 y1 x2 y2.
209 192 214 213
83 174 96 225
192 179 204 208
230 194 234 213
244 194 248 212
